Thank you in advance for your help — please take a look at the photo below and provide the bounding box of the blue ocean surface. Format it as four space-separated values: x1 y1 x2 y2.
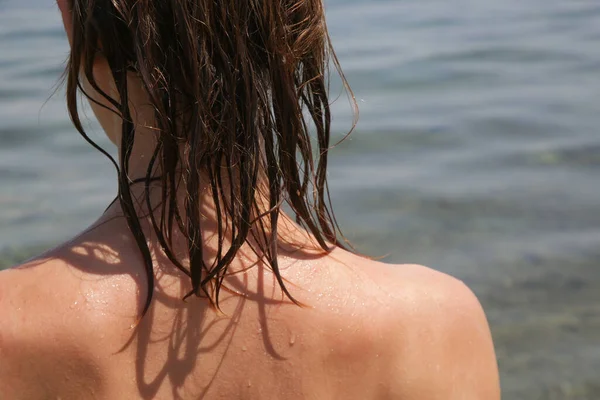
1 0 600 397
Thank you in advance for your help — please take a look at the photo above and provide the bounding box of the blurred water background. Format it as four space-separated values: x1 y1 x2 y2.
1 0 600 398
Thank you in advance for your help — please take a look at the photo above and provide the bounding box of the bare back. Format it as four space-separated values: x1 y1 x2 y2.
0 222 500 399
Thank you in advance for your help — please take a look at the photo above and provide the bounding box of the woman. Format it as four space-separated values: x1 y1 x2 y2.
0 0 500 398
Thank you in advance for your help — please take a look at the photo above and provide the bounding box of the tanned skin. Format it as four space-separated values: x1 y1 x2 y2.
0 2 500 399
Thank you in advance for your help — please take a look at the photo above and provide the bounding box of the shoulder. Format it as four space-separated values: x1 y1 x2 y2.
364 262 501 399
0 257 124 399
300 254 497 398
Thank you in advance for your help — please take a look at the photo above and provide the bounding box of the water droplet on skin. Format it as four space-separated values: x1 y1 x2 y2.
69 301 79 310
289 335 296 346
247 381 252 388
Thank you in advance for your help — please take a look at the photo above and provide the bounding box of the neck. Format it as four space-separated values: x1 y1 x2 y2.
86 71 326 266
100 123 316 262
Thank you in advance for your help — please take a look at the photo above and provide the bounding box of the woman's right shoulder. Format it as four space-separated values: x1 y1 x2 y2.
315 254 500 399
351 259 501 399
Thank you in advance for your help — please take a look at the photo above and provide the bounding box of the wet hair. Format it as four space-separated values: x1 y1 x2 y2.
64 0 356 317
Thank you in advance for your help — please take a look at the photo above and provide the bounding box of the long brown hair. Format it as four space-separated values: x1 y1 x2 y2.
64 0 356 317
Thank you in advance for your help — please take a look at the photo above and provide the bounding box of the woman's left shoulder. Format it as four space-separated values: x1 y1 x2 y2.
0 260 106 398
